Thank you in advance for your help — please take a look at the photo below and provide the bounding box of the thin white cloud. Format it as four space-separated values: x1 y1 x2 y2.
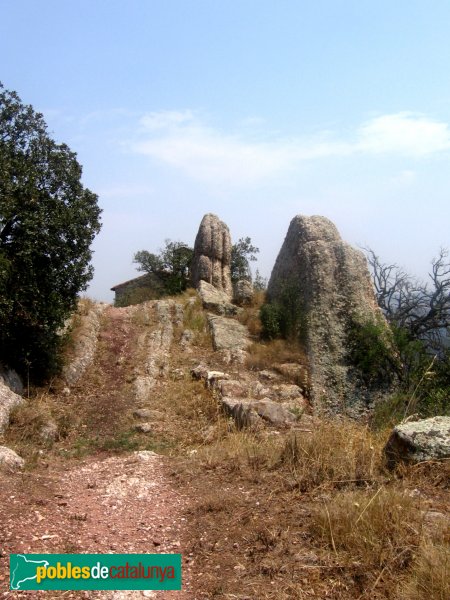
131 111 450 185
357 112 450 157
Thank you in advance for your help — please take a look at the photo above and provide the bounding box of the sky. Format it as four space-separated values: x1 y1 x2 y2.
1 0 450 302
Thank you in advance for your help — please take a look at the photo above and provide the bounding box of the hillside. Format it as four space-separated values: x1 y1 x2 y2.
0 293 448 599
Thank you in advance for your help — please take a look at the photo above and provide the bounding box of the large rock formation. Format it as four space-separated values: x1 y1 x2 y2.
267 215 396 417
191 214 233 296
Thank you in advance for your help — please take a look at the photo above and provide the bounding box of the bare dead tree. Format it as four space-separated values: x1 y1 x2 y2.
365 248 450 352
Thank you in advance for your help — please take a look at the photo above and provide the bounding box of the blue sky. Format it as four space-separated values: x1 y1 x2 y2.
1 1 450 301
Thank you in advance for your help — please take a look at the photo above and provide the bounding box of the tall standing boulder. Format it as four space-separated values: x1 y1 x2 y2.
191 214 233 297
267 215 397 417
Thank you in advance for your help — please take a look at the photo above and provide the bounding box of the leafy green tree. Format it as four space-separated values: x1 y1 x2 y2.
0 84 102 380
134 239 193 295
231 237 259 283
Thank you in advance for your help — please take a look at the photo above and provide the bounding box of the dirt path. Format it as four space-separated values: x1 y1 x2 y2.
0 302 194 599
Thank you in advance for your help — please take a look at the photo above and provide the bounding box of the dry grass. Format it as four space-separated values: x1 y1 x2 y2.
247 338 308 371
197 430 282 473
402 541 450 599
236 289 266 337
311 487 423 568
181 293 211 347
279 420 386 492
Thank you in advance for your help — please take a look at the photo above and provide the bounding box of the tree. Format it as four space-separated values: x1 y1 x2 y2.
366 248 450 352
134 239 193 295
231 237 259 283
366 248 450 418
0 84 102 380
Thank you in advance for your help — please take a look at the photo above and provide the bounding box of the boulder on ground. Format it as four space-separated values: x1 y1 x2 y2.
197 280 238 315
233 279 254 306
384 416 450 467
0 446 24 472
221 397 298 428
191 214 233 296
267 214 397 417
207 314 250 352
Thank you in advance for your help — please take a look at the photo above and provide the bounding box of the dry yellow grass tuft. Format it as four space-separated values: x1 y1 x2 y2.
279 420 386 491
402 541 450 599
311 487 423 568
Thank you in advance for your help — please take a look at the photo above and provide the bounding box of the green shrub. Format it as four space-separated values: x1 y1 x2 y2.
348 316 397 384
260 280 305 342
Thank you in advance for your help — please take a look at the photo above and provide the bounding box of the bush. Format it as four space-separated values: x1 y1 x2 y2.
348 316 398 384
260 280 305 341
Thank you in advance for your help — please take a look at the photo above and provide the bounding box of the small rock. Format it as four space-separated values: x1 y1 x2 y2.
253 399 297 426
0 446 24 472
40 420 58 443
258 370 280 382
171 368 185 380
274 384 304 400
134 423 152 434
219 380 246 398
135 450 159 460
133 408 153 419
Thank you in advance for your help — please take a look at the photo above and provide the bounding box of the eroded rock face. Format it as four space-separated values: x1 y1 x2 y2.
197 280 238 315
267 215 395 417
233 279 254 306
207 314 250 352
0 380 25 434
191 214 233 296
384 416 450 467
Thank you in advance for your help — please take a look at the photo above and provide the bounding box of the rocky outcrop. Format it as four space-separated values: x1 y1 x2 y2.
197 281 238 316
0 380 25 434
191 214 233 296
62 302 107 386
267 215 396 417
207 314 250 352
384 416 450 467
0 365 24 395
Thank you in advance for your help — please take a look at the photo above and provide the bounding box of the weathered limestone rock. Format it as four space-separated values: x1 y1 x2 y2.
0 365 24 395
384 416 450 467
207 314 250 351
221 397 297 428
219 379 246 398
233 279 254 306
62 302 106 386
40 420 58 443
197 280 238 315
267 215 396 417
0 380 25 434
191 214 233 296
252 399 297 426
190 364 230 388
0 446 24 472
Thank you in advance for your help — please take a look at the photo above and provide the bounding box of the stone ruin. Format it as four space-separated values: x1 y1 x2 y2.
267 215 397 417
